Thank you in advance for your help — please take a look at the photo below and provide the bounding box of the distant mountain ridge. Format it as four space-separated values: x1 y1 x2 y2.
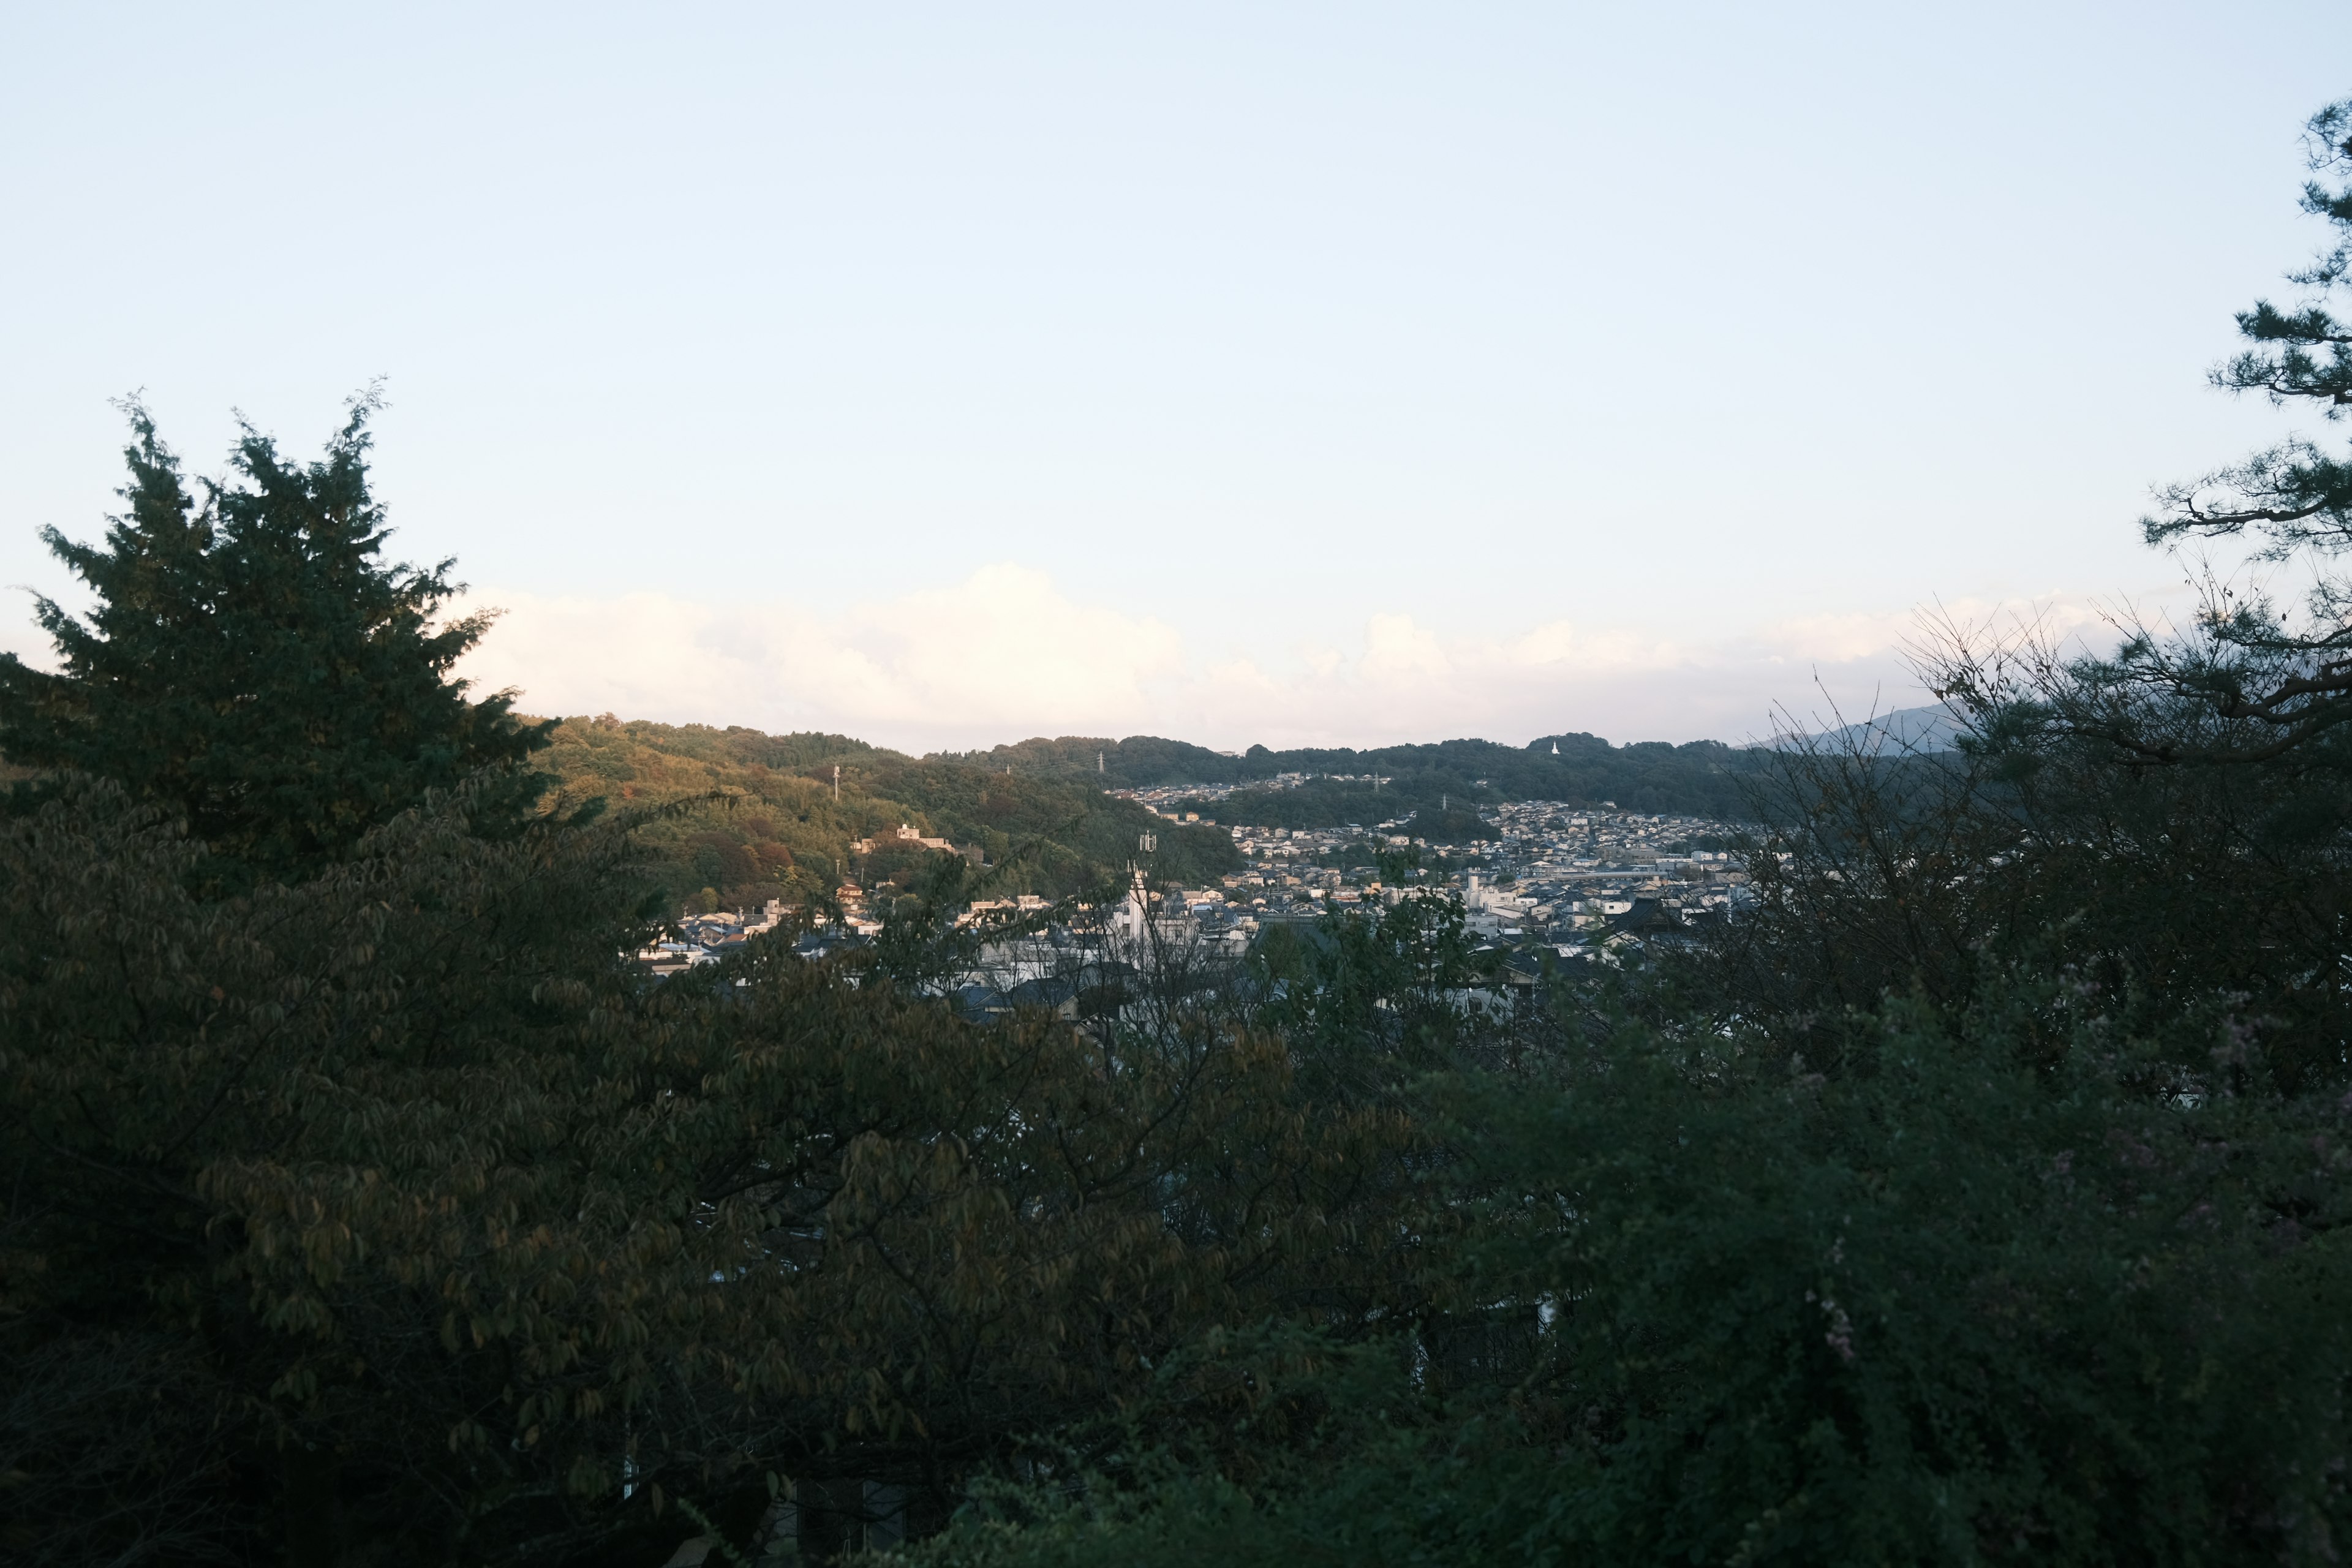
936 731 1776 832
1772 703 1966 755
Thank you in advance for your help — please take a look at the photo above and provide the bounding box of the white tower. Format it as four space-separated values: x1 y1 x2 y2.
1110 863 1150 943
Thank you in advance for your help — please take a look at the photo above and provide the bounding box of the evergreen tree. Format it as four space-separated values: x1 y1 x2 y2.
2006 98 2352 763
2151 99 2352 568
0 393 549 886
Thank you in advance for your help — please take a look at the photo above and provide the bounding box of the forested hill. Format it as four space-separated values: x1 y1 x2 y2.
531 716 1237 913
532 718 1776 907
940 731 1773 828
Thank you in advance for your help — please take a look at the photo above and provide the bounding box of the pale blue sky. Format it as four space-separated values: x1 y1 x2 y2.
4 3 2347 748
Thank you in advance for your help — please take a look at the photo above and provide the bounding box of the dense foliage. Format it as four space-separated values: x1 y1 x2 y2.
908 984 2352 1567
0 779 1414 1565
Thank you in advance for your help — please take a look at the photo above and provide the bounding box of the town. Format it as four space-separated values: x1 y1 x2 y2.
638 780 1752 990
1139 788 1751 948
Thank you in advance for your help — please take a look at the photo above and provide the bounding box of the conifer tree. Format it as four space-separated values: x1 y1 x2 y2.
2008 98 2352 764
0 393 548 886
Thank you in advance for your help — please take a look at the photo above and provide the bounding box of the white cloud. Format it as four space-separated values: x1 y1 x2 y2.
453 565 1188 748
1357 613 1452 682
450 567 2168 753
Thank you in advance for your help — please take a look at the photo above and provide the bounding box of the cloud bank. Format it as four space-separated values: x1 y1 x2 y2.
450 564 2138 753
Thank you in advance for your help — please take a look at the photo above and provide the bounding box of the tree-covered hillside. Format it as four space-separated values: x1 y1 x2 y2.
948 732 1771 830
534 717 1238 912
940 733 1246 786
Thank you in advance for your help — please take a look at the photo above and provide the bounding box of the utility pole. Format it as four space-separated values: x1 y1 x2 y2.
832 764 839 802
1098 749 1104 774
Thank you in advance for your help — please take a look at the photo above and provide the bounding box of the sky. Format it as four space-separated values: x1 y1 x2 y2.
4 2 2348 752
